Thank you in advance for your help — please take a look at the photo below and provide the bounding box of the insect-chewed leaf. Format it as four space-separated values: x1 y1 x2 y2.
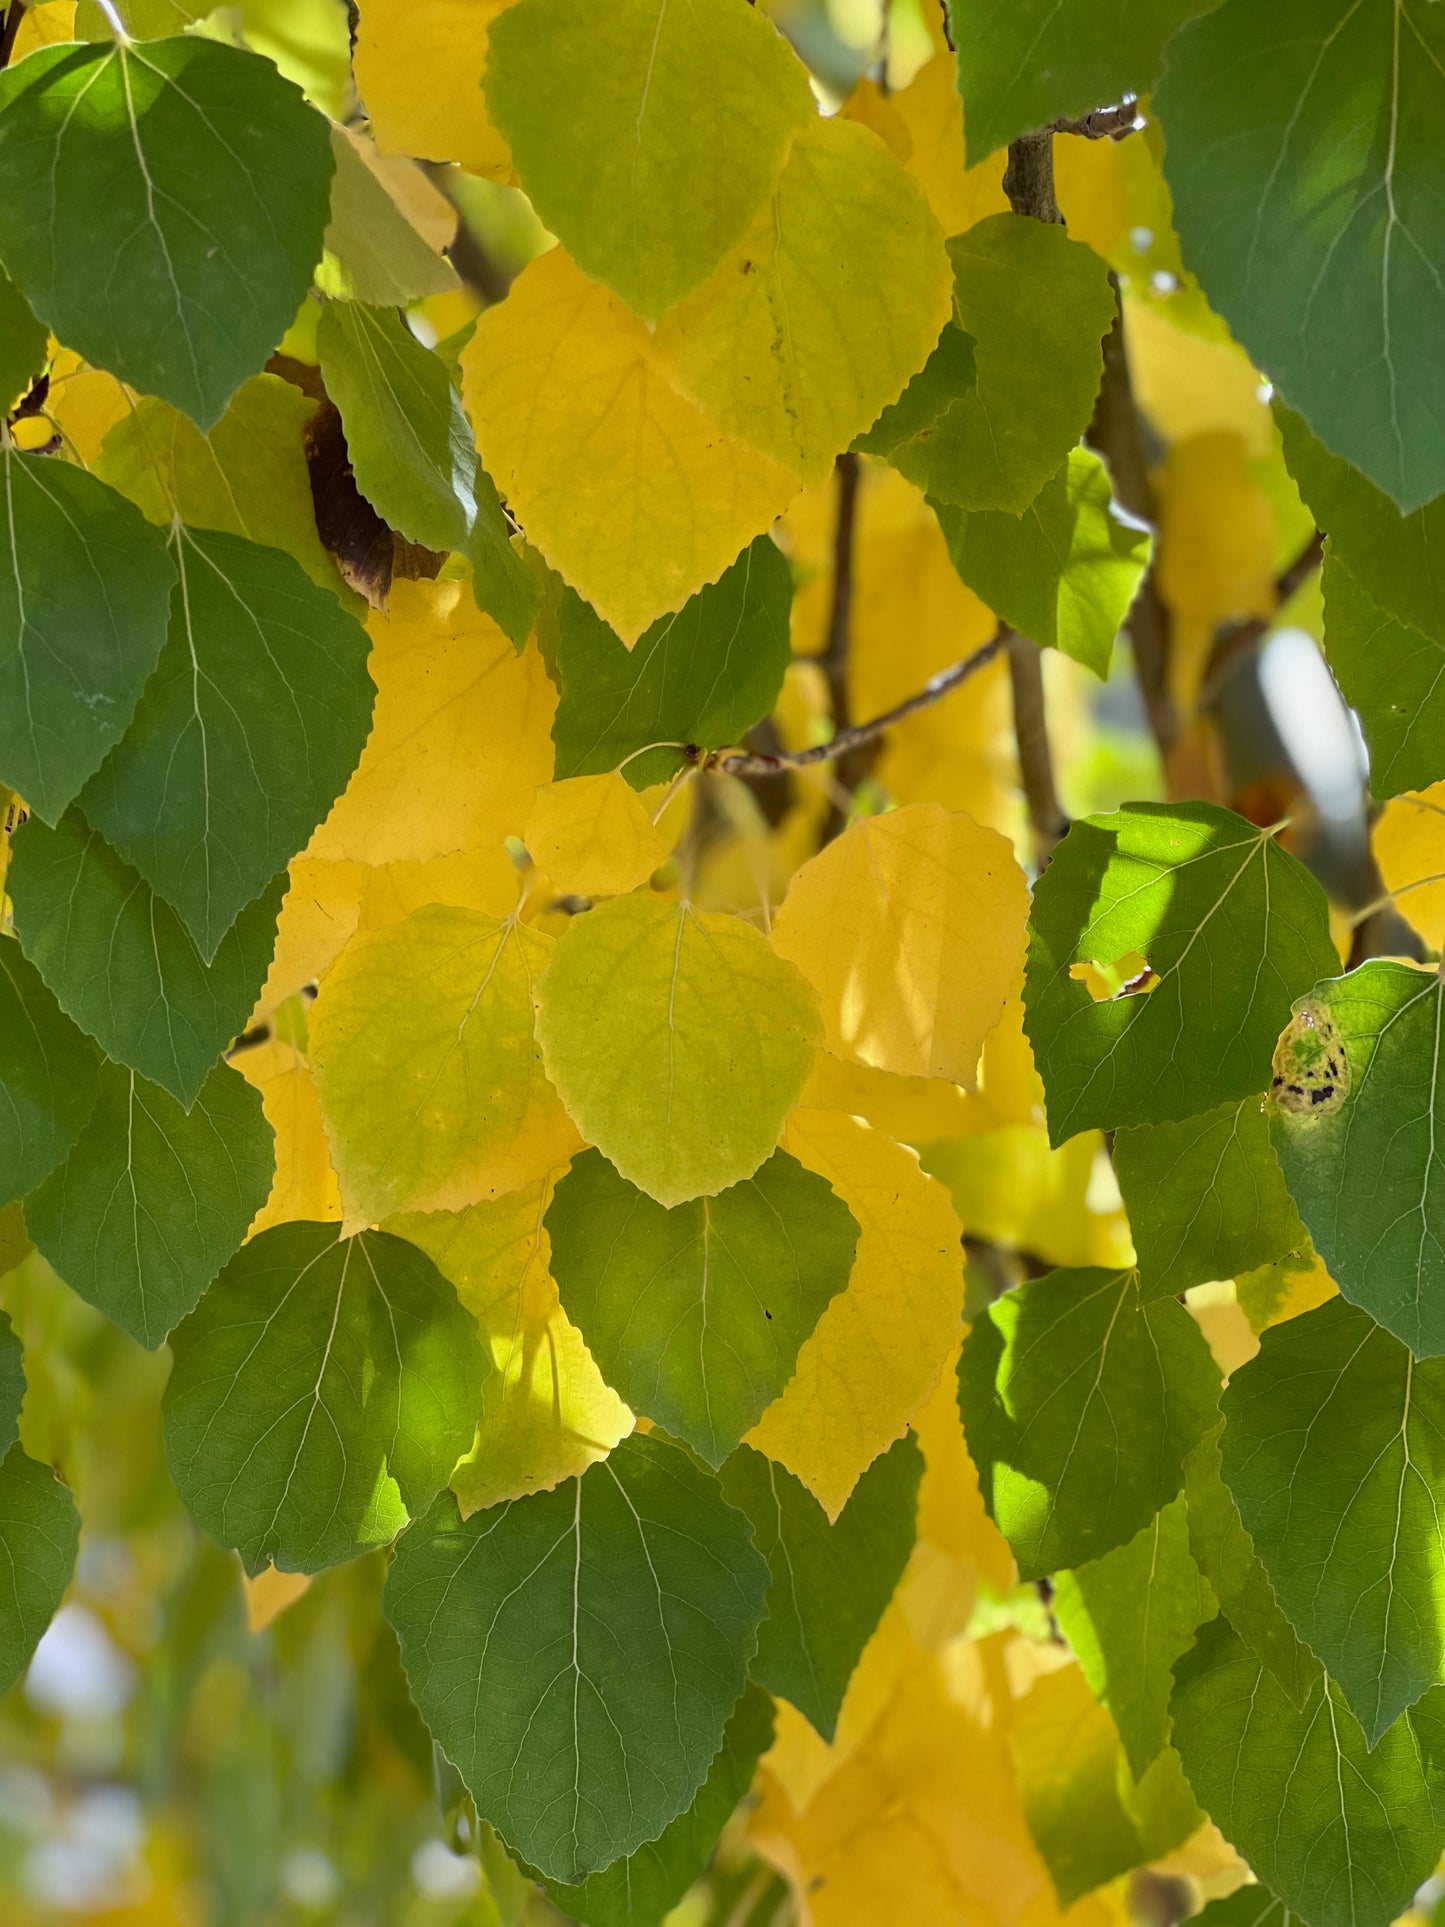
958 1266 1220 1578
312 904 579 1227
1158 0 1445 512
164 1222 483 1575
771 802 1028 1085
1053 1496 1216 1781
719 1436 921 1742
1221 1295 1445 1744
547 1147 858 1467
26 1060 274 1350
551 535 793 791
0 445 176 826
544 1680 774 1927
383 1431 769 1883
0 937 100 1210
535 893 821 1207
484 0 814 322
0 1445 80 1697
1171 1617 1445 1927
8 811 284 1108
0 37 333 428
81 527 376 962
1269 964 1445 1357
1024 802 1338 1143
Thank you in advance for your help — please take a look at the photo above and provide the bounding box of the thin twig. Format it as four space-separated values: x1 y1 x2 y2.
1198 530 1326 707
820 451 861 738
1050 98 1142 141
710 629 1011 779
1087 275 1176 757
1007 631 1069 863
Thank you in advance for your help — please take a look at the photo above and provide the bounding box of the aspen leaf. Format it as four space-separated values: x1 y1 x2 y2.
889 54 1009 237
232 1037 341 1235
535 893 821 1207
1374 784 1445 947
462 248 800 643
0 937 100 1211
654 116 952 486
1324 554 1445 799
0 270 46 418
165 1222 483 1575
353 0 513 179
391 1181 632 1517
0 1447 80 1698
547 1147 858 1467
307 579 555 866
316 126 460 307
484 0 815 321
771 803 1029 1085
924 1125 1135 1273
384 1431 769 1883
747 1111 964 1519
311 904 580 1228
524 777 671 899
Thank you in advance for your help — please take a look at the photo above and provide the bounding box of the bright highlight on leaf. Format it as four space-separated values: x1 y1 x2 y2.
535 892 821 1207
772 802 1028 1085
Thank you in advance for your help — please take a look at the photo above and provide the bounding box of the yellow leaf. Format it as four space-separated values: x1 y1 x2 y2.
462 247 799 644
391 1180 633 1515
839 78 913 165
655 117 952 486
46 349 129 466
311 905 581 1226
1053 136 1129 259
1124 298 1274 459
1374 783 1445 947
233 1038 342 1235
254 860 365 1017
924 1125 1136 1271
1235 1241 1339 1334
913 1342 1016 1594
353 0 514 178
307 578 555 865
1157 432 1277 715
1184 1281 1260 1379
352 847 523 931
524 775 672 898
11 1 75 60
888 54 1009 237
771 802 1029 1085
747 1110 963 1518
241 1564 312 1633
536 892 821 1204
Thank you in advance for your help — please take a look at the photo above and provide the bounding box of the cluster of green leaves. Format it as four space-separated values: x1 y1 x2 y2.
0 0 1444 1921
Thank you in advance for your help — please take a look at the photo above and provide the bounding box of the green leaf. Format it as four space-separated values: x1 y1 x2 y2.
0 37 334 429
7 809 283 1107
1023 803 1337 1145
863 216 1116 514
1190 1888 1300 1927
1170 1617 1445 1927
1157 0 1445 512
1270 962 1445 1358
1012 1664 1202 1906
383 1431 769 1883
484 0 815 322
1182 1424 1318 1710
1054 1497 1217 1780
547 1147 858 1467
0 268 46 416
0 444 175 824
164 1222 483 1575
1113 1099 1305 1300
1322 552 1445 798
0 937 100 1211
1278 404 1445 647
551 536 793 791
0 1444 80 1697
936 447 1152 676
25 1060 274 1351
317 300 475 554
0 1311 23 1460
719 1436 921 1742
80 525 375 961
1221 1295 1445 1743
543 1680 774 1927
316 125 459 308
957 1266 1220 1580
952 0 1217 163
535 893 821 1208
94 375 346 600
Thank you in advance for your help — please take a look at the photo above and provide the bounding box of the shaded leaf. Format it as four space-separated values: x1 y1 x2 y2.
1323 551 1445 798
0 268 46 417
0 937 100 1210
0 1445 80 1697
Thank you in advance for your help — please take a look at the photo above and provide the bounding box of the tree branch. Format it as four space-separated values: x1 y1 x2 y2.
1007 631 1069 862
1050 98 1141 141
1001 130 1063 225
710 628 1010 778
1198 530 1326 707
